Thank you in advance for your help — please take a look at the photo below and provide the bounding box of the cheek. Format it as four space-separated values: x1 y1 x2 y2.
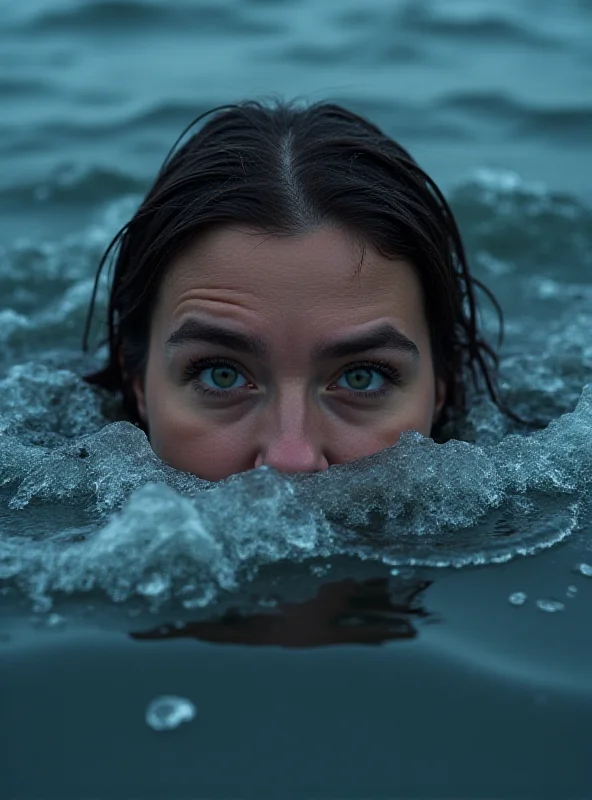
140 361 250 479
139 347 438 479
368 370 437 443
147 403 254 480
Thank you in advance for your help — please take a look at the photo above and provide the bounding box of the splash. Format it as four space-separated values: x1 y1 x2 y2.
0 381 590 611
0 178 591 611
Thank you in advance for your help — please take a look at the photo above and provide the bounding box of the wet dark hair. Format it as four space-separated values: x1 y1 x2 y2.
83 98 510 437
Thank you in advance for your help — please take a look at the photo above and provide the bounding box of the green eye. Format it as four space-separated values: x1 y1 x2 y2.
206 365 244 389
192 363 249 391
338 367 384 392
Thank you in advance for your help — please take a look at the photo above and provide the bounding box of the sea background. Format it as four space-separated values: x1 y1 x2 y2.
1 1 592 798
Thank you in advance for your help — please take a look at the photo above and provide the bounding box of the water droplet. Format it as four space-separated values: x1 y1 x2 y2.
258 596 279 608
566 585 578 598
45 613 66 629
390 568 400 576
577 563 592 577
182 595 208 610
137 575 168 598
309 563 332 577
508 592 527 606
536 598 565 613
145 696 197 731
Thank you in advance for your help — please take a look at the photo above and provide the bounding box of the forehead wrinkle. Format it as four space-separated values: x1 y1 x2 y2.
164 285 262 328
157 227 428 346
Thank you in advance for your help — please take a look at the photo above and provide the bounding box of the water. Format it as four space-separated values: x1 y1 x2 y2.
145 695 197 731
1 1 592 797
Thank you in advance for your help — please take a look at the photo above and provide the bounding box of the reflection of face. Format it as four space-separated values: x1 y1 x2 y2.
132 226 445 481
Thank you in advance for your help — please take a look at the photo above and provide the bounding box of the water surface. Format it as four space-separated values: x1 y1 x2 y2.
1 1 591 797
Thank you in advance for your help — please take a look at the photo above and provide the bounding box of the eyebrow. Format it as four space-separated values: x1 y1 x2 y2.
166 319 419 362
312 324 420 361
166 319 269 359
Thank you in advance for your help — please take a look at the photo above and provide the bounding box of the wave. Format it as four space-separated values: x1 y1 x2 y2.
436 91 592 144
0 165 145 207
401 7 563 49
0 364 590 611
27 0 284 36
0 164 590 612
450 168 592 281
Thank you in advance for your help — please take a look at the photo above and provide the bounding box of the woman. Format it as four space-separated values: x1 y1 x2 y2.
84 99 509 481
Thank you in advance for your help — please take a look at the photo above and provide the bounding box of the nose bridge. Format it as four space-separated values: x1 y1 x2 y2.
274 380 311 433
254 381 328 474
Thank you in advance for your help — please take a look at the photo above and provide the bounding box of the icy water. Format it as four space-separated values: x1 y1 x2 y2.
1 0 592 798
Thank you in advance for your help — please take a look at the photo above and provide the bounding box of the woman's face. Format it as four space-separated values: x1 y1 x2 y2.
132 225 446 481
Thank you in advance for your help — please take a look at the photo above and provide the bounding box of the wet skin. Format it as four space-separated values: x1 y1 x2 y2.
132 226 446 480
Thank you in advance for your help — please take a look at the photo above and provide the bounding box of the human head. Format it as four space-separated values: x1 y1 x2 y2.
85 99 502 480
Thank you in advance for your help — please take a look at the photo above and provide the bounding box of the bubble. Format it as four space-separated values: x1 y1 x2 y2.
566 585 578 598
508 591 527 606
257 596 279 608
577 563 592 577
137 575 169 598
536 599 565 613
309 563 332 577
145 696 197 731
1 380 591 611
45 613 66 629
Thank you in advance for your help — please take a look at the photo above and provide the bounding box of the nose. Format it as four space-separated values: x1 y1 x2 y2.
254 441 329 474
253 392 329 474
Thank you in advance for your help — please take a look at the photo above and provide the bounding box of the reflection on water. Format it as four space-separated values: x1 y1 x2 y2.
1 0 592 796
130 577 433 648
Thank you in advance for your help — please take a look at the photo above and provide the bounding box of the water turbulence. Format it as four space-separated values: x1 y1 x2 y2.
0 172 591 614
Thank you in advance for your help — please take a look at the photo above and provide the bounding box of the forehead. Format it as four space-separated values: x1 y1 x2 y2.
157 225 426 334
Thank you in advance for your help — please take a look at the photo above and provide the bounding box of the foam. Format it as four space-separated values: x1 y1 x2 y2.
0 180 591 610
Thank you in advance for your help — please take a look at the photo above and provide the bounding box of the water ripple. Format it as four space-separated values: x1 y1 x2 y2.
27 0 285 36
402 8 564 49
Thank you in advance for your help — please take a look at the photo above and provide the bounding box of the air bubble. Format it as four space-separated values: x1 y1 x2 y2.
137 575 168 598
508 591 527 606
309 563 332 577
145 696 197 731
45 613 66 628
577 563 592 577
566 585 578 598
258 597 279 608
536 598 565 613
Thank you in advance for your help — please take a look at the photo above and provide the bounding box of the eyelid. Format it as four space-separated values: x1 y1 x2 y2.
182 356 402 397
182 356 253 386
328 359 402 386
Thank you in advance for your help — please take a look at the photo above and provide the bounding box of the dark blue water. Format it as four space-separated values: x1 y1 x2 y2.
1 1 592 797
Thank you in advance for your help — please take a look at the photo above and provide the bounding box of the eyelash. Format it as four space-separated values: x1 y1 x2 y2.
182 357 402 400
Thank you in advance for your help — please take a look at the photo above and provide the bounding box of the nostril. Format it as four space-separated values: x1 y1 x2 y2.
255 450 329 475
